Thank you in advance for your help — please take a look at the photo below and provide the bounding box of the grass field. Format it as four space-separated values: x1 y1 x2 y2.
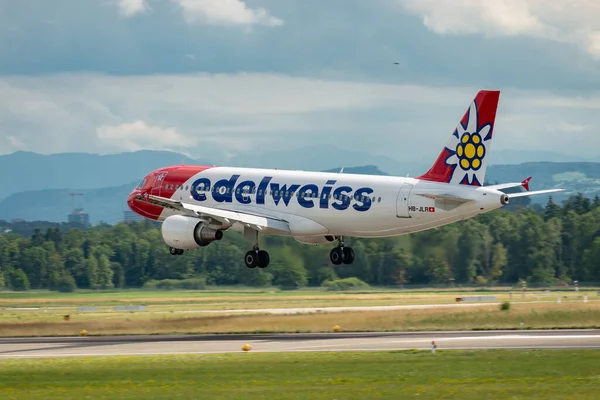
2 288 597 337
2 301 600 337
1 350 599 399
1 288 593 308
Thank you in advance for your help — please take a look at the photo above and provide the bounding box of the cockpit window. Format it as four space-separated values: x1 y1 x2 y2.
136 179 146 189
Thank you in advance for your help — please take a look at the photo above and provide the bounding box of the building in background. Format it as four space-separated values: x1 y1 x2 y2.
123 210 145 222
123 210 159 226
67 208 90 229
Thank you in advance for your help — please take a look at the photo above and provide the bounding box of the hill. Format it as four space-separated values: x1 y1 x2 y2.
0 182 137 225
1 149 599 224
0 150 211 202
0 166 389 224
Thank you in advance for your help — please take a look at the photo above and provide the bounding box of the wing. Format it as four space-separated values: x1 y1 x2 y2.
141 194 291 234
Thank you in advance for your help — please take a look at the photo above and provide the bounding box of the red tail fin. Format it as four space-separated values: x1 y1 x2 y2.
417 90 500 186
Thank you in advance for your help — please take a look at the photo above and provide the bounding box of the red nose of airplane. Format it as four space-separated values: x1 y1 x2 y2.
127 191 137 212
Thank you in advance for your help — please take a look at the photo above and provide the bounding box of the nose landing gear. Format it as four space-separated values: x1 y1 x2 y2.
169 246 184 256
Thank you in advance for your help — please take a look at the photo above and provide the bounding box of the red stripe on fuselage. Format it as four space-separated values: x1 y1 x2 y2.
128 165 214 220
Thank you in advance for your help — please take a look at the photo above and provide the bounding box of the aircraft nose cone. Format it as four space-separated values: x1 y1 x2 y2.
127 192 137 212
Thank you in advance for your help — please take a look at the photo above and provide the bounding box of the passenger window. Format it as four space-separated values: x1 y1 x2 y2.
378 197 382 203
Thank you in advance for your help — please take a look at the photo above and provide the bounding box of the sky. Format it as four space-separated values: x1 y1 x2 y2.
2 0 600 165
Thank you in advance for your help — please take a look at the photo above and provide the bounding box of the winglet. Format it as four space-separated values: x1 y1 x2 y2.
521 177 531 191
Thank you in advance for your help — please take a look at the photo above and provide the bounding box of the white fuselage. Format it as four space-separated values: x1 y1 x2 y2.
154 167 506 238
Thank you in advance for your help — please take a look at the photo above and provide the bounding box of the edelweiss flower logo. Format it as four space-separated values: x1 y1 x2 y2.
444 100 492 185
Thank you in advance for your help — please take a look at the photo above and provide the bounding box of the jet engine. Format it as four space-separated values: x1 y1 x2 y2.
161 215 223 249
293 235 337 245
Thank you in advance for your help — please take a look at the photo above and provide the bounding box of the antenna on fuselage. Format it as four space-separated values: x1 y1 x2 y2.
339 167 344 174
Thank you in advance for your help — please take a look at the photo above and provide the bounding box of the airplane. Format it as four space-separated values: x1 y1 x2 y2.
127 90 563 269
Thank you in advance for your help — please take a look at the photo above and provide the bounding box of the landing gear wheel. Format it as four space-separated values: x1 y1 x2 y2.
342 247 355 264
257 250 270 268
330 248 343 265
169 247 183 256
244 250 258 268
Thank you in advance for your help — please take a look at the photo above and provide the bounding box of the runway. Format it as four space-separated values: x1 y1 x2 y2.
3 302 502 314
1 330 599 359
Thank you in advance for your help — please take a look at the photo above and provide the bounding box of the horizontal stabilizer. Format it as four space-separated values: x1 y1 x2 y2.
418 193 472 203
418 193 472 211
507 189 564 199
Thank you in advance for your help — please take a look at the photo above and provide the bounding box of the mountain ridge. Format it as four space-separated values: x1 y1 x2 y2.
1 150 597 224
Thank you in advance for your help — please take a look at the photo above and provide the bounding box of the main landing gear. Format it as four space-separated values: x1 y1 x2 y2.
329 237 355 265
244 245 270 268
242 228 270 269
169 246 184 255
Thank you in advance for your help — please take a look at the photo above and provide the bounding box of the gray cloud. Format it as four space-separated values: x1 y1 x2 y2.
395 0 600 59
0 0 598 91
0 0 599 164
1 73 599 163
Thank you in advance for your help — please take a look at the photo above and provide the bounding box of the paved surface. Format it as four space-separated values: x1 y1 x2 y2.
3 302 501 314
1 330 599 358
196 303 501 314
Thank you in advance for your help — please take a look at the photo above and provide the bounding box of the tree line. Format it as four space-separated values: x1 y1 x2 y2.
1 193 600 291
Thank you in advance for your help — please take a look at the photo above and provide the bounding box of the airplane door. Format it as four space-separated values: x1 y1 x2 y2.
152 171 168 196
396 185 412 218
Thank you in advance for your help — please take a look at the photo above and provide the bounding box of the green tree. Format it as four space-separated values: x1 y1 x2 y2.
10 269 30 291
425 256 453 284
96 254 115 289
489 243 507 281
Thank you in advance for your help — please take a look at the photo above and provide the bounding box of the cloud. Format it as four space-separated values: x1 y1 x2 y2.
118 0 150 17
96 120 197 153
171 0 283 26
395 0 600 59
0 135 25 154
1 73 600 162
2 0 600 94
